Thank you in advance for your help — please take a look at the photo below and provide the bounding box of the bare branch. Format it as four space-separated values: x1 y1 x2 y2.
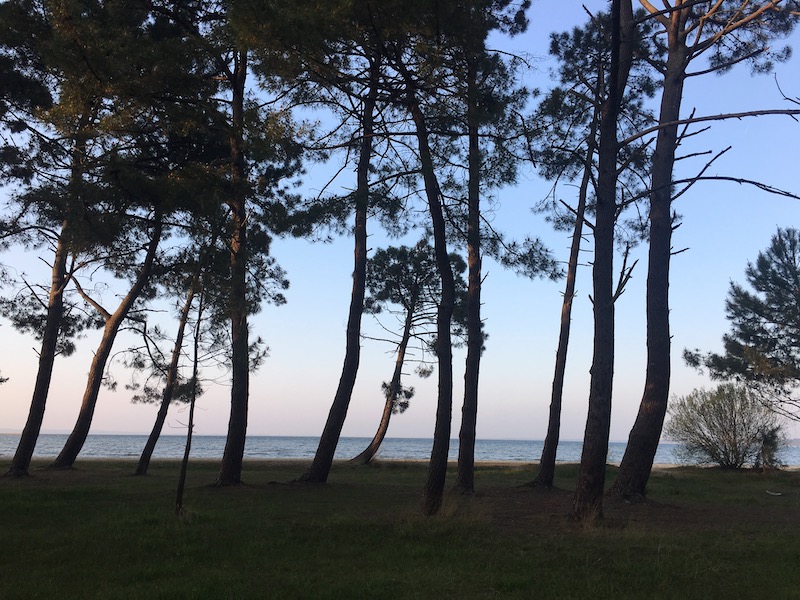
613 245 638 302
71 277 111 321
20 276 47 311
672 175 800 200
670 146 732 203
621 108 800 146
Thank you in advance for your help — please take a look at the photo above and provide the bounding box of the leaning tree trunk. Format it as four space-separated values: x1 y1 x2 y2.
6 224 70 477
7 110 91 477
135 273 198 476
455 59 482 495
52 216 162 469
351 303 415 465
398 84 456 516
571 0 634 523
532 109 596 488
611 16 688 501
298 58 379 484
176 278 205 516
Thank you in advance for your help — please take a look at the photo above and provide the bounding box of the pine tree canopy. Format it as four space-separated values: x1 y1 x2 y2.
685 227 800 420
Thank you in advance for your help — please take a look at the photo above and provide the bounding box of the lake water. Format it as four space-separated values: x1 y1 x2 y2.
2 433 800 465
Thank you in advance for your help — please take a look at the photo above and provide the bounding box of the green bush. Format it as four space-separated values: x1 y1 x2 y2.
664 384 786 469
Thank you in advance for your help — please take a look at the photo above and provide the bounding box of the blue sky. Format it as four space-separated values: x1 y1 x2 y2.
2 0 800 444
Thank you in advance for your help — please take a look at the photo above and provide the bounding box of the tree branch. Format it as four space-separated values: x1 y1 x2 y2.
672 175 800 200
621 108 800 146
71 277 111 321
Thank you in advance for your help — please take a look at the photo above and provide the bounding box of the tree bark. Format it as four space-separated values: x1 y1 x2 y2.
52 216 162 469
6 225 70 477
217 49 250 486
455 59 482 495
298 57 378 483
351 302 415 465
135 272 198 476
571 0 634 523
612 8 689 500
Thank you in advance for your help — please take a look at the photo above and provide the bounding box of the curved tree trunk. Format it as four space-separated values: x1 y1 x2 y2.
351 302 415 465
571 0 634 523
612 14 688 501
52 216 162 469
217 49 250 486
455 59 482 495
6 224 70 477
351 392 395 465
398 87 456 516
298 57 379 483
7 108 92 477
135 273 198 476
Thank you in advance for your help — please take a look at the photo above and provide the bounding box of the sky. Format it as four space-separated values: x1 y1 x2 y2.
2 1 800 445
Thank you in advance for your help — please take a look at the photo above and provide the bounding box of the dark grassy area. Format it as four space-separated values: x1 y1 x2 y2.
2 459 799 599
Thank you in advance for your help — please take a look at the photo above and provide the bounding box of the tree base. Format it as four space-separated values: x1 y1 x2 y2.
348 453 373 466
4 467 29 478
212 477 243 487
294 470 326 484
524 469 557 489
607 482 647 504
568 507 603 525
421 496 441 517
452 483 475 496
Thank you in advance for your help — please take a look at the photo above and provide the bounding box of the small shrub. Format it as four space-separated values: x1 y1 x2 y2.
664 384 786 469
754 425 787 470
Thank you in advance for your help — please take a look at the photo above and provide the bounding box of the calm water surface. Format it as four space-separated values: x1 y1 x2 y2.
4 433 799 465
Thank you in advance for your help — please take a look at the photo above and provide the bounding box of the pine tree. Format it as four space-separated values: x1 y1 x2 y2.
352 242 469 465
614 0 799 501
685 228 800 420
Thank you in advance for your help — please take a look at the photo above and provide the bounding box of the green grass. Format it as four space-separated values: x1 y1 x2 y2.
2 459 799 599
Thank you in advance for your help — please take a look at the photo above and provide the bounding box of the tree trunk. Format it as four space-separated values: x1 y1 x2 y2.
455 60 482 495
351 391 394 466
351 303 414 465
532 112 596 488
571 0 633 523
52 216 162 469
612 14 688 501
6 224 70 477
297 58 378 484
399 90 456 516
7 109 92 477
217 50 250 486
135 273 197 476
176 278 205 516
175 375 196 516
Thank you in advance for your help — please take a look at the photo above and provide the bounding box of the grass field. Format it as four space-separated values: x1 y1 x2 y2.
2 459 799 599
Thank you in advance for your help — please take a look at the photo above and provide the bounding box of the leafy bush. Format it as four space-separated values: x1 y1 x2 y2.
664 384 786 469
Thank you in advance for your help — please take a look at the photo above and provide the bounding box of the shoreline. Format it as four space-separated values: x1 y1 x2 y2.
7 456 799 473
6 434 799 467
0 456 723 470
